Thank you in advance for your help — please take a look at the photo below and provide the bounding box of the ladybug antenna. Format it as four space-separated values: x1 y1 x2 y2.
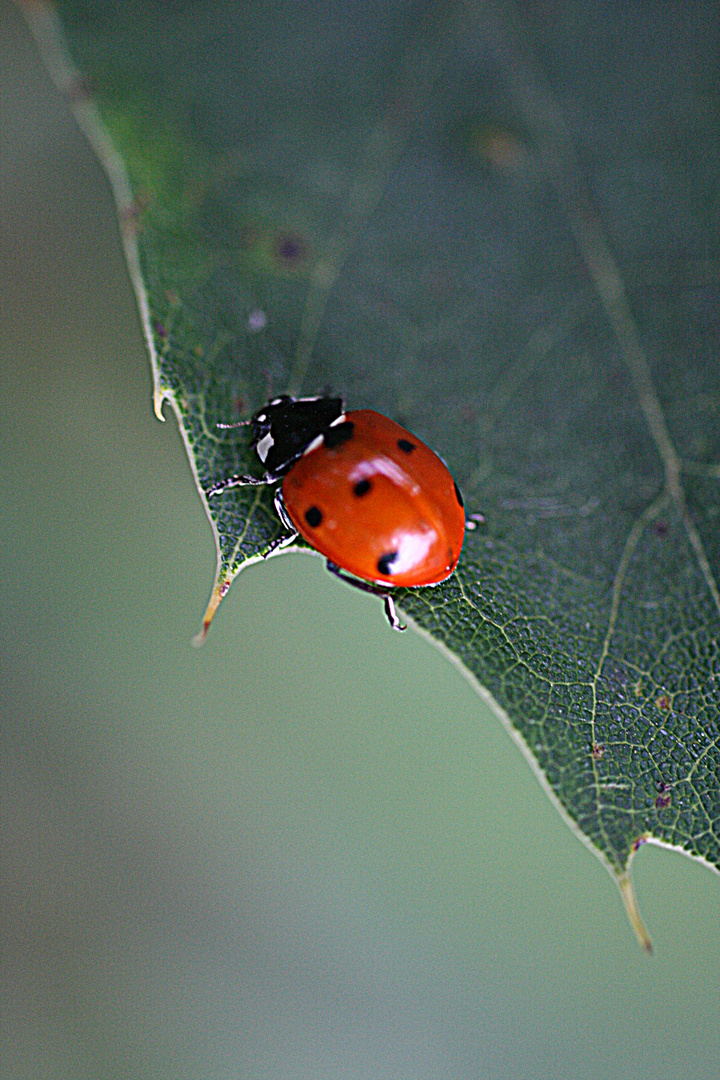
217 418 251 431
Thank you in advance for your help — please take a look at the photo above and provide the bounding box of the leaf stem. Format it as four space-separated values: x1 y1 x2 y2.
617 873 653 954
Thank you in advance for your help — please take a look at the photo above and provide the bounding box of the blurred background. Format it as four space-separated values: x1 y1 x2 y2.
1 3 719 1078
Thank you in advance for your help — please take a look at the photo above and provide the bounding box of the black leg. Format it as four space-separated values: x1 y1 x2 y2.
325 561 406 631
207 473 268 497
264 530 297 556
207 473 295 557
273 489 297 534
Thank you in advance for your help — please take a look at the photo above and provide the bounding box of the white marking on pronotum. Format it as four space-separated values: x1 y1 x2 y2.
303 433 325 455
256 432 274 462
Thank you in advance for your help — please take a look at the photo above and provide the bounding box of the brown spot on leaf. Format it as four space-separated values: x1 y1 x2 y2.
272 232 307 268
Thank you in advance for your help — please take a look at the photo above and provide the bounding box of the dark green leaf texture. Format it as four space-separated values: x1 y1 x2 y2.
28 0 720 939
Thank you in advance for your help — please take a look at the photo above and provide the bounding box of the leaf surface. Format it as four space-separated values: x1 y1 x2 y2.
27 0 720 941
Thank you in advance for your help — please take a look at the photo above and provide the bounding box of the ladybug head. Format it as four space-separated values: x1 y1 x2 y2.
251 394 344 476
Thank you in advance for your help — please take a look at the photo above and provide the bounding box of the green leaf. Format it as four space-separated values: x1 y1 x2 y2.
26 0 720 946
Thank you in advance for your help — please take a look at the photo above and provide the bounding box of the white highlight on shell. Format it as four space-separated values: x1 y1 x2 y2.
349 457 421 496
390 528 438 574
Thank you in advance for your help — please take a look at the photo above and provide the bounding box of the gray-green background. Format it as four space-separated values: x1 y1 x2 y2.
1 4 719 1078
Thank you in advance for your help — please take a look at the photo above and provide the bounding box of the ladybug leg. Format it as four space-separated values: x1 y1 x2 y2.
325 561 407 632
381 594 406 633
246 488 293 557
207 473 268 497
207 477 296 554
265 531 297 556
260 489 298 556
273 488 296 534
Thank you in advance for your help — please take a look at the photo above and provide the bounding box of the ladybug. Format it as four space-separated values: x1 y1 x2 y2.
209 395 465 629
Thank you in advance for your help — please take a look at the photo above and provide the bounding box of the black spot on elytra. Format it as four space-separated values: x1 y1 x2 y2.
305 505 323 528
397 438 415 453
377 551 399 575
454 481 464 507
323 420 355 450
353 479 372 497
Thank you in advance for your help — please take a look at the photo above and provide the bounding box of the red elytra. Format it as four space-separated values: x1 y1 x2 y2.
281 409 465 588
